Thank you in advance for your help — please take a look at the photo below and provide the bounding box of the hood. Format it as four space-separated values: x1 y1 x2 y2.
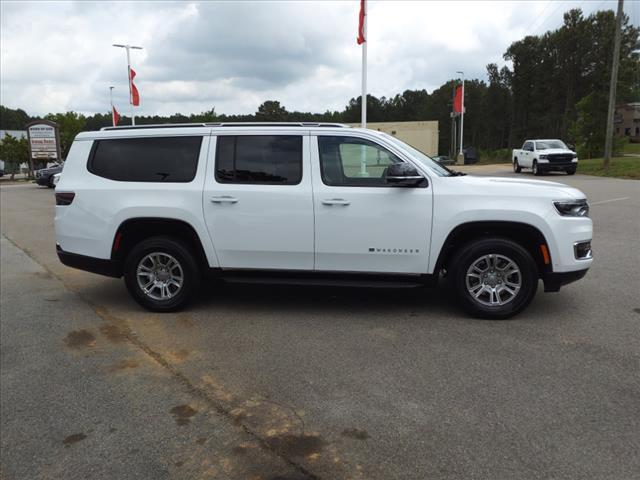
538 148 574 155
455 175 586 200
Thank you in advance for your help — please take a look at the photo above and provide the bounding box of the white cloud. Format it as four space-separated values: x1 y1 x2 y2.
0 0 633 117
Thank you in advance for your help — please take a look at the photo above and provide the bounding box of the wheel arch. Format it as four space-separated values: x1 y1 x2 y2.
434 221 552 276
110 218 210 274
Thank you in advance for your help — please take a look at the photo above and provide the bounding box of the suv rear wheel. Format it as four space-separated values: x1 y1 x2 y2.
451 237 538 319
124 236 201 312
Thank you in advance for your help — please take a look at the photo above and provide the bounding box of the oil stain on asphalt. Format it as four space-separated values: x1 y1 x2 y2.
63 433 87 447
64 330 96 349
170 404 198 426
265 433 326 458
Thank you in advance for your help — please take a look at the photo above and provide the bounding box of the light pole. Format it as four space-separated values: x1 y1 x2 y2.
112 43 143 125
456 70 465 161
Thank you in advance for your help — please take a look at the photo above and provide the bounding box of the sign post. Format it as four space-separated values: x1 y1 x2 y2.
26 120 61 176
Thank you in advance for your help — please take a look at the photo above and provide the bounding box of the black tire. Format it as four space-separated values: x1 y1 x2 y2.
124 236 201 312
532 160 543 176
450 237 538 319
513 159 522 173
566 167 576 175
47 175 55 188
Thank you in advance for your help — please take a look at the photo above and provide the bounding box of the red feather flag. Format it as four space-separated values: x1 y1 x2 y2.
112 106 120 126
453 85 463 113
129 68 140 106
357 0 366 45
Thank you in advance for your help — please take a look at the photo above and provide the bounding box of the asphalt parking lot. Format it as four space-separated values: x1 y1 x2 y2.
1 166 639 480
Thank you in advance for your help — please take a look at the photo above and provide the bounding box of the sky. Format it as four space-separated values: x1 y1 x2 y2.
1 0 637 117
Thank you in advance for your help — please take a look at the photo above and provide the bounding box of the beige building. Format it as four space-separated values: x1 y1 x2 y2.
614 102 640 142
348 120 439 156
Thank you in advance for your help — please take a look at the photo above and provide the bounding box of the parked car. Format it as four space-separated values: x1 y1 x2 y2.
52 173 61 187
432 155 455 165
512 139 578 175
35 163 64 187
54 123 592 319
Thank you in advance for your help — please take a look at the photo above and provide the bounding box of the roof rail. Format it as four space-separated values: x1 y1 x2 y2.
100 122 350 131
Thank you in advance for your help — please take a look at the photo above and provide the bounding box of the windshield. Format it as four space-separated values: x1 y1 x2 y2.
378 133 453 177
536 140 567 150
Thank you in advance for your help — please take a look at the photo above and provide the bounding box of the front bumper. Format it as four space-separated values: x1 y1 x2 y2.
538 162 576 171
57 244 121 278
542 269 589 292
35 175 51 186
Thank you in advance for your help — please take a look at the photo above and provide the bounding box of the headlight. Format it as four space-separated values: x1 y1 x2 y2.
539 154 548 159
554 199 589 217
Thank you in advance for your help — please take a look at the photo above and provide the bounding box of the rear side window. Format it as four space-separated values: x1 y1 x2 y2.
215 135 302 185
88 136 202 182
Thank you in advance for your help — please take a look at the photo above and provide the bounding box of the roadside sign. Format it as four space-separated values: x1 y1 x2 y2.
26 120 61 161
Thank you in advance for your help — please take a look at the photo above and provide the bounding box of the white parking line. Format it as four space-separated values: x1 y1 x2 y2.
590 197 630 205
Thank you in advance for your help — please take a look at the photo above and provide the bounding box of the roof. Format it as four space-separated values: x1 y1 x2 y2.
100 122 350 131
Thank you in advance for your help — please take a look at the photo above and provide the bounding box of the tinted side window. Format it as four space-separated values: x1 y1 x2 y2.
318 136 403 187
89 136 202 182
215 135 302 185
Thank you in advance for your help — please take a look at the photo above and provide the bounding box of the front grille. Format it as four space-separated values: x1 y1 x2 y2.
547 154 574 163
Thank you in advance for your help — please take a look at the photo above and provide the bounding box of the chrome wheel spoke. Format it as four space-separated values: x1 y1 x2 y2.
136 252 184 302
466 253 522 307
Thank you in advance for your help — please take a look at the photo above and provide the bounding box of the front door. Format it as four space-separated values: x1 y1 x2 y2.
311 134 432 274
203 132 314 270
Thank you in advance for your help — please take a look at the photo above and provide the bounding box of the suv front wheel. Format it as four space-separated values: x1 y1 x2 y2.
451 238 538 319
124 236 201 312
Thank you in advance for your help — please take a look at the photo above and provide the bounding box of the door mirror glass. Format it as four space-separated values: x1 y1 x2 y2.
385 163 425 187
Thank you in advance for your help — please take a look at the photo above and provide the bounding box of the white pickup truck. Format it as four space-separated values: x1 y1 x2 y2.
512 139 578 176
55 123 593 319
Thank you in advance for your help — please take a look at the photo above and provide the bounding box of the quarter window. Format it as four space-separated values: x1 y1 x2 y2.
88 136 202 182
318 136 403 187
215 135 302 185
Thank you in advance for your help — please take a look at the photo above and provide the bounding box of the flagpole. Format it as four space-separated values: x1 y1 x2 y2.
113 43 143 126
109 86 115 127
125 46 134 125
361 0 367 129
456 70 465 158
358 0 368 177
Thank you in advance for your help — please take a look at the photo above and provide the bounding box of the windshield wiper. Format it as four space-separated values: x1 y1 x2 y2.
441 165 466 176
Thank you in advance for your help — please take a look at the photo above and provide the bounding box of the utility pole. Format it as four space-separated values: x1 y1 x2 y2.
112 44 143 125
456 71 465 162
603 0 624 169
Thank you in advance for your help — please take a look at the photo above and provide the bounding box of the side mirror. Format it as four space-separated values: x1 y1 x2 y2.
386 163 425 187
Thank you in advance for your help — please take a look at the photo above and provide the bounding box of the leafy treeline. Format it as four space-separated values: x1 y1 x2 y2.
1 8 638 160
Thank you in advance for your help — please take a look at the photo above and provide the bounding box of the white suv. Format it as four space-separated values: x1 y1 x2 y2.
55 123 593 318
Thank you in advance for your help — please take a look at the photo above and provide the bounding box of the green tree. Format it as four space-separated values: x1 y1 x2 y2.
0 106 32 130
255 101 288 121
0 134 30 180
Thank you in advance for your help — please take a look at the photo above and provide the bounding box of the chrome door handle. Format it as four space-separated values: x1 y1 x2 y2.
322 198 351 206
210 196 238 204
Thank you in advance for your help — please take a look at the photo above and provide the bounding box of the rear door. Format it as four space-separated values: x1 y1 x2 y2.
202 131 314 270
